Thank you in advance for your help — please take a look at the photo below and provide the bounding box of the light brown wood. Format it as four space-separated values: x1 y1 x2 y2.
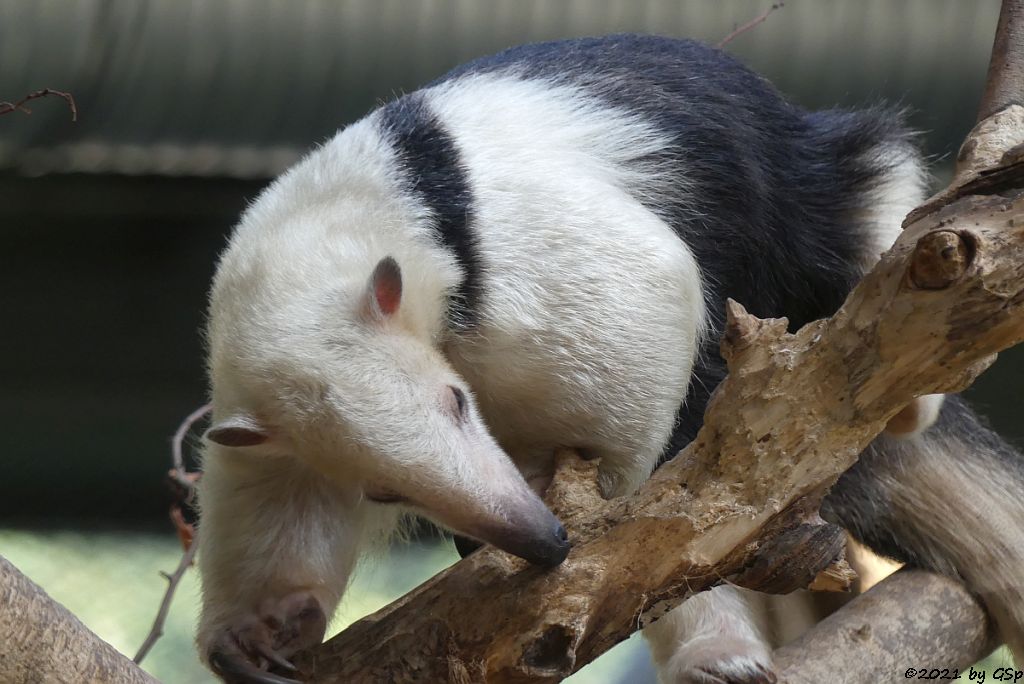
979 0 1024 122
776 570 995 684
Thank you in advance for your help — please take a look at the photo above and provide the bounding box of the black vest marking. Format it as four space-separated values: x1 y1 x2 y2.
379 95 480 329
434 35 918 459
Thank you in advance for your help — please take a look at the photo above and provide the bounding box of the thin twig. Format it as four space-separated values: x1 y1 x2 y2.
0 89 77 121
169 403 212 499
133 403 211 665
133 533 200 664
717 3 785 48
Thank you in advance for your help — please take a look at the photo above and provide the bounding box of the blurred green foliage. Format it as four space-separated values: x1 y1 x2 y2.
0 530 654 683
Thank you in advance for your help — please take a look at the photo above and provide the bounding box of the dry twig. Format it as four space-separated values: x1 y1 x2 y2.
133 403 210 665
718 3 785 48
0 88 78 121
168 402 212 499
133 534 201 664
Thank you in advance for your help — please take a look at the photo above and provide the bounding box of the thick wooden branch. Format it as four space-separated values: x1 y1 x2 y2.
293 120 1024 681
979 0 1024 121
776 570 995 683
0 555 158 684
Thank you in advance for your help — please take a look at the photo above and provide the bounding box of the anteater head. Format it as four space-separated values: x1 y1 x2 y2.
205 235 569 568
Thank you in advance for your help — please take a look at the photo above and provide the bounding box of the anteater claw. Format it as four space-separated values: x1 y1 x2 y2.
211 651 301 684
253 642 297 672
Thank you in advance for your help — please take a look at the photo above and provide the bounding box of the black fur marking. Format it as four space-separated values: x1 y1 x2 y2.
415 35 1024 614
378 94 480 328
435 35 919 457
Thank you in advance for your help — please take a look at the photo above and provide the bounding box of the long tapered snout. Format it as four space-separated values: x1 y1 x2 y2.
371 459 571 567
458 490 571 567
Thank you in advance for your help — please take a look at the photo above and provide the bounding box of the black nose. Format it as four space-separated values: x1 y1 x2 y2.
455 523 570 566
529 519 571 568
469 513 572 568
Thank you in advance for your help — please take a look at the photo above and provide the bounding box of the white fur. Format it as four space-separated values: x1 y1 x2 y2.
197 71 940 682
887 393 945 438
197 73 707 668
855 142 929 272
425 74 706 496
645 586 774 684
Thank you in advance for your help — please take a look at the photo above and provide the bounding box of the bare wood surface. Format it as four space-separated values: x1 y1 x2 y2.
979 0 1024 122
0 555 158 684
294 118 1024 681
807 558 856 593
911 0 1024 218
776 570 995 683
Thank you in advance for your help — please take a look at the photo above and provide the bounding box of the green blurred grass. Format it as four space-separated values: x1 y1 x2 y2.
0 529 652 683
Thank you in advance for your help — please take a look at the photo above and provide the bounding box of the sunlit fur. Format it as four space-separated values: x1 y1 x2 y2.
197 67 705 667
429 74 706 497
197 35 1024 682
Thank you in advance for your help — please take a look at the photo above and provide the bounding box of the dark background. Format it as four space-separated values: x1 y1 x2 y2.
0 0 1015 524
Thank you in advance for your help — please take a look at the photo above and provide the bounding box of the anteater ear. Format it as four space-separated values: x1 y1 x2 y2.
204 416 269 448
363 256 403 320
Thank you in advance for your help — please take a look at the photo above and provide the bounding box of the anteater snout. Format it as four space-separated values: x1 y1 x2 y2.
493 509 571 568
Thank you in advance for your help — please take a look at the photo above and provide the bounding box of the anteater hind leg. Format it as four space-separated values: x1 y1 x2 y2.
644 586 776 684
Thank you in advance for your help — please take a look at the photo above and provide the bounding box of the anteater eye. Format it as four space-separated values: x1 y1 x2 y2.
450 386 467 418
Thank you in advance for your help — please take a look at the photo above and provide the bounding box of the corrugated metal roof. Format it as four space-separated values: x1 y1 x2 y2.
0 0 1001 178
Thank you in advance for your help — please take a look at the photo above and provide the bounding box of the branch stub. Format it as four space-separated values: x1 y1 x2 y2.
908 230 971 290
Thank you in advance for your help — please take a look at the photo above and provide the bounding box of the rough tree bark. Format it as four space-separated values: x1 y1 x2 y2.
0 556 158 684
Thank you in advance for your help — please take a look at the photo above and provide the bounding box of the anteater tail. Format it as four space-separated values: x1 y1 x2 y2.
824 395 1024 662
